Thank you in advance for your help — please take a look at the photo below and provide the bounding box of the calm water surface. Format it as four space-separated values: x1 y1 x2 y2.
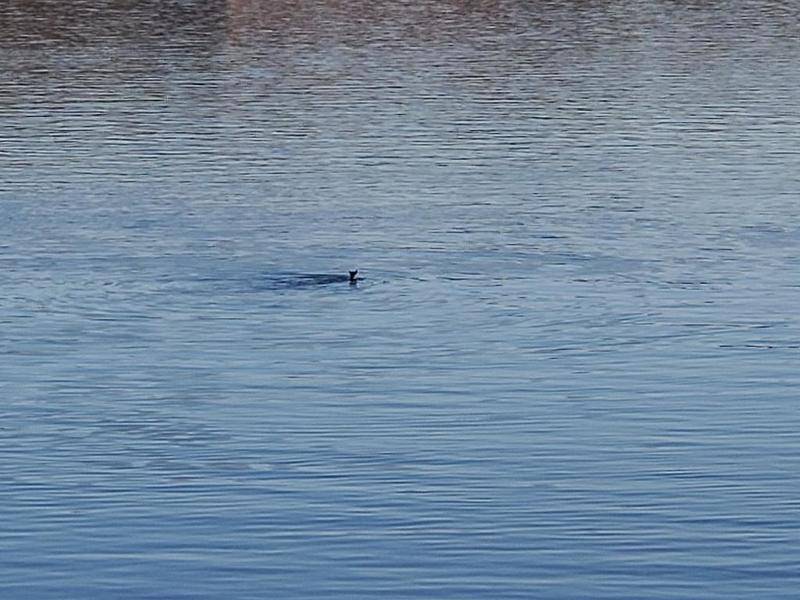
2 1 799 598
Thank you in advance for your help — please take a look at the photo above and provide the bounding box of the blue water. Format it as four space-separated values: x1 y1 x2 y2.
2 1 799 598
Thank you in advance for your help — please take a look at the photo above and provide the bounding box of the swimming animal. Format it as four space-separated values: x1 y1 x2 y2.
268 270 362 289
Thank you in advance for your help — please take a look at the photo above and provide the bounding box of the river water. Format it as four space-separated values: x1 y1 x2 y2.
2 1 799 598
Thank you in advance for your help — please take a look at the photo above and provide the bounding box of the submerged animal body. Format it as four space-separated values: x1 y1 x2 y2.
269 270 362 289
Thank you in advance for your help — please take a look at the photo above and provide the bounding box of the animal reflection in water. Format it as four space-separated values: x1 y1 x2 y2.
268 269 363 289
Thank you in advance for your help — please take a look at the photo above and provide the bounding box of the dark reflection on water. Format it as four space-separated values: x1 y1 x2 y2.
1 0 227 46
2 1 800 598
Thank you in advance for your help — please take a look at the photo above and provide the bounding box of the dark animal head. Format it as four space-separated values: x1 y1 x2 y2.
349 270 358 282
